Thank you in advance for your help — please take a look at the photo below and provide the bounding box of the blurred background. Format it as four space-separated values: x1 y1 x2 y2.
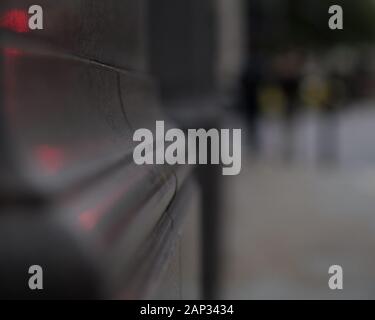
3 0 375 300
148 0 375 299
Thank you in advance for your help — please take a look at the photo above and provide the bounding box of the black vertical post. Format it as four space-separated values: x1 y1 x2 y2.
197 134 223 300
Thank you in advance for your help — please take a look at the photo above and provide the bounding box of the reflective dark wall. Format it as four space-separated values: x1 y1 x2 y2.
1 0 147 71
147 0 217 101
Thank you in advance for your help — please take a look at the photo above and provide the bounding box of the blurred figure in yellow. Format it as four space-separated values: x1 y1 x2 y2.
274 48 305 161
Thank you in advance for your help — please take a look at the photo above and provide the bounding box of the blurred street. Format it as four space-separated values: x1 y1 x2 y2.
223 104 375 299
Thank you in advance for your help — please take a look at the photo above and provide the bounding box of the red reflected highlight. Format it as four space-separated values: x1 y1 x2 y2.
79 210 101 231
34 145 65 175
4 47 23 57
3 46 26 119
0 9 29 33
78 184 132 232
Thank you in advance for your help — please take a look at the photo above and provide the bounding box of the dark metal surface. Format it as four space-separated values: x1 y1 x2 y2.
0 0 200 299
1 0 146 71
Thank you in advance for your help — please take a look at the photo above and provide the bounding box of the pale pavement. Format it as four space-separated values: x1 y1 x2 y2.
221 104 375 299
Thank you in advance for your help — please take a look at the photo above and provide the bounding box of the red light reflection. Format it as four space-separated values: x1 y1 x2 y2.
34 145 65 175
79 210 101 231
0 9 29 33
4 47 22 57
78 183 133 232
